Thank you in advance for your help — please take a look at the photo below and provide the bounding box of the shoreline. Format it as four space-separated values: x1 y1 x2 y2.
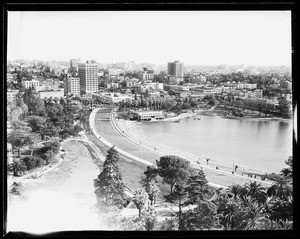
108 110 273 187
136 106 292 124
205 107 292 123
92 108 273 187
137 112 197 123
116 113 290 175
220 115 292 123
116 118 267 175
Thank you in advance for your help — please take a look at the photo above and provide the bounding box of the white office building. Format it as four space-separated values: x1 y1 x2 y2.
78 60 99 94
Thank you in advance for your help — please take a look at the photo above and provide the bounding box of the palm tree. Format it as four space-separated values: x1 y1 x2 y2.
280 168 292 178
132 189 149 217
275 219 293 230
240 202 269 230
209 187 224 202
267 175 292 201
227 184 243 199
145 179 160 206
218 197 245 230
266 197 293 222
244 181 267 205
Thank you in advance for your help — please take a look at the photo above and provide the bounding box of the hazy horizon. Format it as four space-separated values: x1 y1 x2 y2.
8 11 292 67
7 59 291 68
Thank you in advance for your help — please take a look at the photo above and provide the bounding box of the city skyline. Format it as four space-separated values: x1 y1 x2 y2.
8 11 292 66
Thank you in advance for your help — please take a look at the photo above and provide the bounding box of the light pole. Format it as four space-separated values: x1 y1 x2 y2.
232 160 235 174
139 136 141 161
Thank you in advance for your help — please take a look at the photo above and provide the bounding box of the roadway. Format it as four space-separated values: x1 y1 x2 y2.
89 107 273 189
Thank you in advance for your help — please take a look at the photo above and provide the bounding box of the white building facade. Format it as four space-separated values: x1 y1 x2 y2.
22 80 40 89
65 77 80 96
78 60 99 94
38 89 64 99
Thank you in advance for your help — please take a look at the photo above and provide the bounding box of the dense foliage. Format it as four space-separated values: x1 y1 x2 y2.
8 86 89 177
158 155 293 231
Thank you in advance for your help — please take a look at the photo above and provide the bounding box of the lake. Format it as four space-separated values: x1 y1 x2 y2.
137 116 293 174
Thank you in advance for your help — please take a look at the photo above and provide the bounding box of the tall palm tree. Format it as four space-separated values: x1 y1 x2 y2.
266 197 293 222
209 187 226 202
218 197 245 230
244 181 267 205
227 184 243 199
132 189 149 217
275 219 293 230
267 175 292 201
240 202 269 230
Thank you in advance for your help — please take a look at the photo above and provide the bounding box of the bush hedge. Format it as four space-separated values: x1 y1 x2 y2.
9 160 27 177
21 155 44 170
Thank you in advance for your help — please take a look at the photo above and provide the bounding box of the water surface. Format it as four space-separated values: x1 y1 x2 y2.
138 116 293 174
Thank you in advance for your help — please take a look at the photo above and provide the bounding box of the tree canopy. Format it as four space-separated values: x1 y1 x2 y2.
156 155 196 194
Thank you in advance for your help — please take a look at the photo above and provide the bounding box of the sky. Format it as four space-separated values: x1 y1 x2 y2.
7 11 292 66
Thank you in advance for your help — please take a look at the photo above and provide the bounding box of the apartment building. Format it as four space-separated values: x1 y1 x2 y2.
78 60 99 94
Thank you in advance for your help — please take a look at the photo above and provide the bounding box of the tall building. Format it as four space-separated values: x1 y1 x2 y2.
167 61 184 77
70 59 80 70
65 76 80 96
78 60 99 94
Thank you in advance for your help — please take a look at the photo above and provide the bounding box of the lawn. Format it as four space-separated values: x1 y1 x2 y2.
86 131 171 197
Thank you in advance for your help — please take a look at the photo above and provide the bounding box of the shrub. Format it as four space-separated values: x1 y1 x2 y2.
59 129 73 139
11 120 23 130
34 156 45 167
44 149 55 165
35 141 60 160
74 125 83 134
43 141 60 154
21 155 44 170
9 160 27 177
10 182 23 195
27 116 47 132
21 157 36 170
34 146 52 158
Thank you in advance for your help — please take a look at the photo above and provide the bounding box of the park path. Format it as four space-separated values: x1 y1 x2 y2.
7 139 107 233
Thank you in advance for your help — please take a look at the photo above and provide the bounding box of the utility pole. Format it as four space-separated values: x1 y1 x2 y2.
232 160 235 174
139 136 141 160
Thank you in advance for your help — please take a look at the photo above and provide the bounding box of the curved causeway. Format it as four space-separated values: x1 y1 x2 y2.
89 107 272 188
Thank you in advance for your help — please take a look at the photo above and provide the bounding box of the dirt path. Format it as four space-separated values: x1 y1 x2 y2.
7 140 105 233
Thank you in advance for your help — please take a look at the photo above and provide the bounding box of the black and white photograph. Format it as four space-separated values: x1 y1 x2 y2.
3 3 296 236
